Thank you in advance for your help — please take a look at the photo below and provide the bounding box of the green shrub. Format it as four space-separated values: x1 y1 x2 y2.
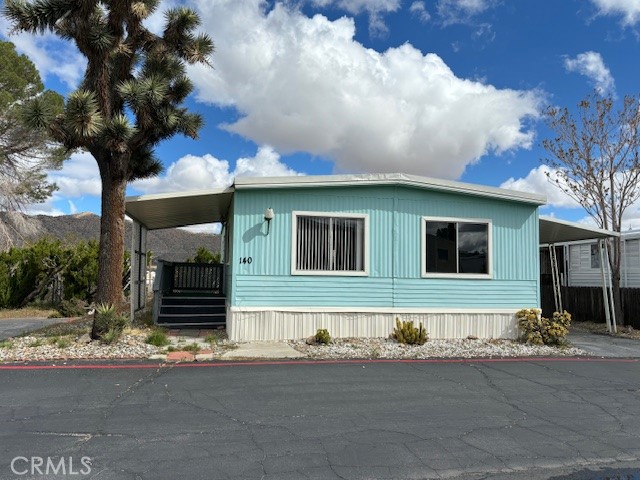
315 328 331 344
93 303 128 343
55 337 71 349
101 328 121 345
516 309 571 346
0 339 13 349
57 298 88 317
146 328 170 347
392 318 428 345
182 343 201 354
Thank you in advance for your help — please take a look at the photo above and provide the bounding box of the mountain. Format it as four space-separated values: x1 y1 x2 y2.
0 211 221 263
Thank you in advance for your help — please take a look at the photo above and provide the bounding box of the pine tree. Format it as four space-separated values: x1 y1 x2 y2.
0 40 65 212
3 0 214 338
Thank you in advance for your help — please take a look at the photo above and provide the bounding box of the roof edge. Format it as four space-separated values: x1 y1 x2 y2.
125 186 234 204
233 173 546 205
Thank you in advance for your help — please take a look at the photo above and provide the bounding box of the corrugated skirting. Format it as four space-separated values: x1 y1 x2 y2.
228 309 518 341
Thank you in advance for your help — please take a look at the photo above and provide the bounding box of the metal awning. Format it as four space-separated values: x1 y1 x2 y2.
125 187 234 230
539 216 618 244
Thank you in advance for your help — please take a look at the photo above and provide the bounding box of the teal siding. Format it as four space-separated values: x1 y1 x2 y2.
230 185 540 308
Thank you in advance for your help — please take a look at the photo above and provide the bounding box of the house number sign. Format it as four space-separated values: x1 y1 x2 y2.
239 257 253 264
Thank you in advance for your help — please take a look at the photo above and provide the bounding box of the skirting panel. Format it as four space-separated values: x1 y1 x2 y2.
228 309 519 342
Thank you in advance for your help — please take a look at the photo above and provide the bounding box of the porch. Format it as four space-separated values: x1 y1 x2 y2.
153 261 226 328
125 187 234 328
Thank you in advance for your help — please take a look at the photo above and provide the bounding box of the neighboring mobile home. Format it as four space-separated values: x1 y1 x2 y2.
548 231 640 288
125 173 614 341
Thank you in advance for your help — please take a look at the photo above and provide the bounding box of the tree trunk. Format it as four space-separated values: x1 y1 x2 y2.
92 172 127 339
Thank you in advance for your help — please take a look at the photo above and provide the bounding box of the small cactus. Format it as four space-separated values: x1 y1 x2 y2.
315 328 331 344
392 318 428 345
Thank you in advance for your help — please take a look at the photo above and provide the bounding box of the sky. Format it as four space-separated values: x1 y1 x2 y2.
2 0 640 230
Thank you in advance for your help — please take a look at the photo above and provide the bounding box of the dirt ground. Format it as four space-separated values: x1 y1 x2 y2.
572 320 640 340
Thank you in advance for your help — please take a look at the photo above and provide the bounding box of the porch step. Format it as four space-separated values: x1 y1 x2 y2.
156 293 226 328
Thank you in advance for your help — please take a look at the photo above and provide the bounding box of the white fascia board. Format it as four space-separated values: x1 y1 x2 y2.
125 186 234 203
233 173 546 206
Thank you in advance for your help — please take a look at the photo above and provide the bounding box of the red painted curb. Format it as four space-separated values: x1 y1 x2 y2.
0 356 638 370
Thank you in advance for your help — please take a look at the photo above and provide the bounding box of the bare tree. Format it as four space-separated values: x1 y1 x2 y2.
543 92 640 325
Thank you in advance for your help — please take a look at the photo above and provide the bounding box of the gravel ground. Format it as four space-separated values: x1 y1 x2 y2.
291 337 587 359
0 333 161 362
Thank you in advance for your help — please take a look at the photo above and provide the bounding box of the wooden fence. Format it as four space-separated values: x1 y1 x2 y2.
541 285 640 328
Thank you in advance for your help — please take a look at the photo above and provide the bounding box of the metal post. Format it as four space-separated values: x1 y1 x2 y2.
549 245 562 312
604 240 617 333
598 239 612 332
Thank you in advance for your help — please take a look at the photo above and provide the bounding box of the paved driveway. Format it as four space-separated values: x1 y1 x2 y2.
0 317 67 340
1 359 639 479
569 332 640 358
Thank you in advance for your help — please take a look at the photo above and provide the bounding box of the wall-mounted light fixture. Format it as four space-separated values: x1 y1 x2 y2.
264 207 275 235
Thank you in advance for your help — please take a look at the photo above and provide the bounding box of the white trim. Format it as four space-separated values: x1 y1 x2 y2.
421 216 492 279
230 306 522 314
291 211 370 277
233 173 546 205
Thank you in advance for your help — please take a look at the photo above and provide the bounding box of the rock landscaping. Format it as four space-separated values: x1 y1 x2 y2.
291 337 587 359
0 315 590 363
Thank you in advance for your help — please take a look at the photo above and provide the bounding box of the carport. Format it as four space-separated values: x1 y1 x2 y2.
539 216 619 332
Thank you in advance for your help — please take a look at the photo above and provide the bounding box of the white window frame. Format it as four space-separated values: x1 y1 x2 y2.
421 216 492 279
291 211 369 276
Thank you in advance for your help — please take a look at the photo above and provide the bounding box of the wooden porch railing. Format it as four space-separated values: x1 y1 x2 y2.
173 263 224 294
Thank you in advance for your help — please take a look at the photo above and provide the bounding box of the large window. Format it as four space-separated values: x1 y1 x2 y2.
292 212 368 275
422 217 491 277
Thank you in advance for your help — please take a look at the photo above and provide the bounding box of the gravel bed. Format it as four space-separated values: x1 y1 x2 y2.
0 334 161 362
291 337 587 359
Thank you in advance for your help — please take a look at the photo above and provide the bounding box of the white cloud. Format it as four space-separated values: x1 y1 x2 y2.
47 152 102 198
409 1 431 22
309 0 400 35
590 0 640 26
500 165 581 209
502 166 640 231
436 0 493 26
564 51 616 96
132 145 302 194
190 0 542 180
0 16 85 89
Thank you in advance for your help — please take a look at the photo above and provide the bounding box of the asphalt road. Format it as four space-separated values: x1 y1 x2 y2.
0 318 66 341
1 359 639 480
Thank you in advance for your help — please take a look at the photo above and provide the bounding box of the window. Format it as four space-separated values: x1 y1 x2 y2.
292 212 368 275
590 243 601 269
422 218 491 277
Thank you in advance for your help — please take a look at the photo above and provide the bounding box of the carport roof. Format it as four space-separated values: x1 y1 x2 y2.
125 187 233 230
540 216 618 244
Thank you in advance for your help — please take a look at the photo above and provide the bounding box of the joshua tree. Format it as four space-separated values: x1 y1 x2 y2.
3 0 213 338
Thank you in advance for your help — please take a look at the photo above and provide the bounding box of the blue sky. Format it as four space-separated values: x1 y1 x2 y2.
2 0 640 228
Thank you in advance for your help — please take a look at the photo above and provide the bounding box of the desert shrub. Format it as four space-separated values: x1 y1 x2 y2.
57 298 88 317
146 328 170 347
392 318 428 345
315 328 331 344
187 246 221 264
93 303 128 343
516 309 571 346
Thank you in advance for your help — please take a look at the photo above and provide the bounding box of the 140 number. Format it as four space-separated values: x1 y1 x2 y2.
239 257 253 264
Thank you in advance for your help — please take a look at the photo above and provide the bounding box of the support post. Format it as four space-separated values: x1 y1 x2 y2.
549 244 563 312
598 239 612 332
604 240 617 333
130 220 148 322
